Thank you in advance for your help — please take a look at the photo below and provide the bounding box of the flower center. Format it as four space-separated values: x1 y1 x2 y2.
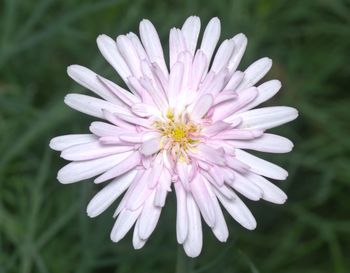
154 109 200 161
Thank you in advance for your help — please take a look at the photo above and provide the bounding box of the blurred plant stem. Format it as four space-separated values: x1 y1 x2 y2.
175 245 194 273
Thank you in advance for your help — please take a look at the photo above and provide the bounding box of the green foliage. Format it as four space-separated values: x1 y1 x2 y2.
1 0 349 272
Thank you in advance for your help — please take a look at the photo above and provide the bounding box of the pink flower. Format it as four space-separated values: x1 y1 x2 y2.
50 16 298 257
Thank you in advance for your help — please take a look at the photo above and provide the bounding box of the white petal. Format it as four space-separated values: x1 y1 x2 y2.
238 80 281 112
212 87 258 121
195 144 226 166
96 34 131 82
237 57 272 91
61 141 134 160
235 149 288 180
200 17 221 66
49 134 96 151
127 32 148 60
132 219 147 249
116 35 142 78
113 170 145 216
178 51 193 92
228 33 247 73
102 110 138 130
138 76 168 111
202 121 231 136
67 65 121 104
216 189 257 230
89 121 125 137
176 162 191 191
140 137 161 156
57 153 130 184
245 172 287 204
228 133 294 153
223 71 244 91
169 28 186 69
210 39 235 73
190 50 207 91
64 93 129 119
174 182 188 244
117 113 152 128
125 169 153 211
94 151 140 183
200 68 228 97
232 106 299 130
138 191 162 240
96 74 141 106
181 16 201 56
87 170 137 217
203 178 229 242
154 184 168 207
190 174 216 227
139 19 168 76
110 207 142 243
131 103 161 117
231 172 263 201
191 94 213 120
183 194 203 258
167 62 184 107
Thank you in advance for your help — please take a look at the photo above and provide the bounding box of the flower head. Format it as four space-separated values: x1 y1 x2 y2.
50 16 298 257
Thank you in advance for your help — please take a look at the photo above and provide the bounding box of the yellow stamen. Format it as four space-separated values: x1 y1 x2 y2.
154 109 200 162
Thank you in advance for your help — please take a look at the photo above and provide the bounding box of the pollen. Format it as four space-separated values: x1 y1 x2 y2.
154 109 200 161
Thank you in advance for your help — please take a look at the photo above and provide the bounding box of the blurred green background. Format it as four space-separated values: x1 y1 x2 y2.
1 0 349 272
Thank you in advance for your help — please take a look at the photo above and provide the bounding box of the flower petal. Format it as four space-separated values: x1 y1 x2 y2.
49 134 96 151
190 174 216 227
183 194 203 258
138 191 162 240
238 80 281 112
61 141 134 161
227 33 247 73
110 207 142 243
116 35 143 78
181 16 201 56
169 28 186 69
216 189 257 230
87 170 137 217
200 17 221 66
64 93 129 119
97 34 131 82
228 133 294 153
231 172 263 201
203 178 229 242
190 94 213 120
230 106 299 130
174 182 188 244
132 219 147 249
237 57 272 91
57 153 131 184
244 172 288 204
139 19 168 76
94 151 141 183
210 39 235 73
140 137 161 156
67 65 121 104
235 149 288 180
167 62 184 107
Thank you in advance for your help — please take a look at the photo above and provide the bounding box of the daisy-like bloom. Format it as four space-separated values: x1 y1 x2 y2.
50 16 298 257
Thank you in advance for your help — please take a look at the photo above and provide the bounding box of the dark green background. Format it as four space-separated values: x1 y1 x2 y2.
1 0 349 272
